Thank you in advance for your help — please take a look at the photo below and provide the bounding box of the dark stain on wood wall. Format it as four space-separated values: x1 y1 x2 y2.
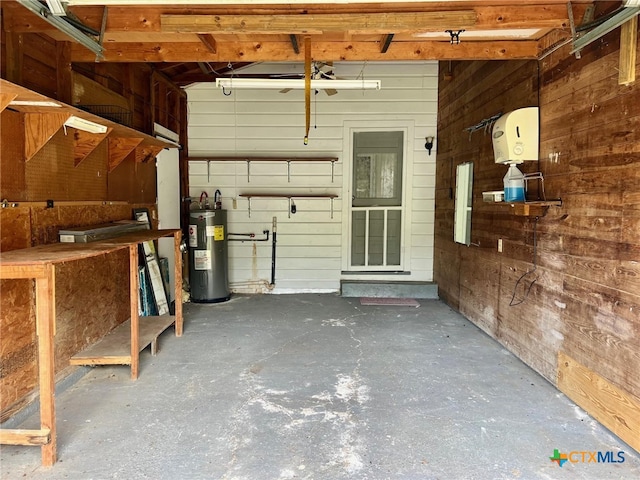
435 29 640 409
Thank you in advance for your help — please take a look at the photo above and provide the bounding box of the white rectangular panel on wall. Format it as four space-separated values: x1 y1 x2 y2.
156 147 181 301
454 162 473 246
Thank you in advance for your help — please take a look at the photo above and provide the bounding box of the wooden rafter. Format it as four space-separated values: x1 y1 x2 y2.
197 34 217 54
160 11 477 34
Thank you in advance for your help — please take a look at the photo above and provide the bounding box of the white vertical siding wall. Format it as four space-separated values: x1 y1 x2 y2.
187 62 438 293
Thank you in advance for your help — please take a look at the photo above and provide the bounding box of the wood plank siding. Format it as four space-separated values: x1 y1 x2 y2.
434 25 640 442
187 62 438 292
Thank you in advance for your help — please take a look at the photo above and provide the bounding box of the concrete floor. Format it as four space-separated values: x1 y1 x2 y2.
1 294 639 479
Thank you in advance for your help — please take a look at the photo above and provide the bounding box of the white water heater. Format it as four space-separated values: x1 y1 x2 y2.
492 107 539 164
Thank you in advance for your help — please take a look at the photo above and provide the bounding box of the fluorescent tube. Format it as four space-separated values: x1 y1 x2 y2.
46 0 67 15
215 78 381 90
64 116 108 134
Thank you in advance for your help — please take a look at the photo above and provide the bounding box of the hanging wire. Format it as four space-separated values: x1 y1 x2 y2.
509 216 540 306
222 62 234 96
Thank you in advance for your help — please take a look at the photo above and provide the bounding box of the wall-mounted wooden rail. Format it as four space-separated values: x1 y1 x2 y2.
189 156 339 183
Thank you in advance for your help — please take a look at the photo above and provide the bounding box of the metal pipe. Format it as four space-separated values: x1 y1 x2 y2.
227 230 270 242
270 217 277 286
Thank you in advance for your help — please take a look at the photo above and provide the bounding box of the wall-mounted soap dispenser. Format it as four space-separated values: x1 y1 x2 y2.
492 107 539 164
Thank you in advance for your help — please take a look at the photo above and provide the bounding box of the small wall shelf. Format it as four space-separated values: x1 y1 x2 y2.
504 200 562 217
239 193 338 218
189 156 339 183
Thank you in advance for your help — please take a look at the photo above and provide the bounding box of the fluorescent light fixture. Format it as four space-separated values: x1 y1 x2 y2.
46 0 67 16
414 29 542 39
215 78 381 91
17 0 103 58
64 116 108 134
9 100 62 107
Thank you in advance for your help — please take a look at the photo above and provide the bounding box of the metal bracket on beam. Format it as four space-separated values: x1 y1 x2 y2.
380 34 394 53
289 35 300 54
567 1 581 59
17 0 104 59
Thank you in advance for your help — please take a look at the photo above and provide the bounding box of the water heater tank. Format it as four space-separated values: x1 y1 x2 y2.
492 107 539 164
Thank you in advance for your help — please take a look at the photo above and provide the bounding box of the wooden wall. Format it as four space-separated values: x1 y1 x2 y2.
0 21 186 417
0 106 159 416
435 30 640 449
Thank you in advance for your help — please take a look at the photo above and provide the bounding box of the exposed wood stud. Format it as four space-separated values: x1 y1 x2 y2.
380 33 394 53
197 33 217 54
619 16 637 85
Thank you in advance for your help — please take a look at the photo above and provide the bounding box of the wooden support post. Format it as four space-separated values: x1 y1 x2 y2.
129 244 140 380
36 264 56 466
174 230 183 337
619 16 638 85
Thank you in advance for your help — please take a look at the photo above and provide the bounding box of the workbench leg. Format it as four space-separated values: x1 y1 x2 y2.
129 245 140 380
174 231 183 337
36 266 56 466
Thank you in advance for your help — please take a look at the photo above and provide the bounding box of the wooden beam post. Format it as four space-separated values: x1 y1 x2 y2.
36 264 57 466
129 244 140 380
619 16 637 85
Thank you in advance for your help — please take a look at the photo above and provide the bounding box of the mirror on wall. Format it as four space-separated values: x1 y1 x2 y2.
454 162 473 246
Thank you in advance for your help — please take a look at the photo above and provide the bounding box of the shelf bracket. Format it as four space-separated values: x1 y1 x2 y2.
331 160 335 183
287 160 291 183
246 159 251 183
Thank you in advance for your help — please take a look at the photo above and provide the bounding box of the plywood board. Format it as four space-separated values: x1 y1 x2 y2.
0 110 26 200
558 352 640 453
70 315 175 365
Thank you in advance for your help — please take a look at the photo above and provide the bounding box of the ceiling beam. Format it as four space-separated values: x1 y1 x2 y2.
70 40 542 63
160 11 477 34
6 4 589 35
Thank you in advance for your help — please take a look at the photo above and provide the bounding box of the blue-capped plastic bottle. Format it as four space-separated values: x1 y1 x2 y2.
503 164 525 202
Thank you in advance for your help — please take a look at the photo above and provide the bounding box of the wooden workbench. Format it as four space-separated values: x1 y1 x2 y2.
0 229 183 466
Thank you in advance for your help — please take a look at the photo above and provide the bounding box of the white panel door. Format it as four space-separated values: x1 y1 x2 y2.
156 147 180 301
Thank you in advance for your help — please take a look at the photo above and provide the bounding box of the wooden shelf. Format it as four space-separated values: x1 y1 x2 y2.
71 315 175 365
238 193 338 218
1 79 176 166
504 200 562 217
189 156 339 182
